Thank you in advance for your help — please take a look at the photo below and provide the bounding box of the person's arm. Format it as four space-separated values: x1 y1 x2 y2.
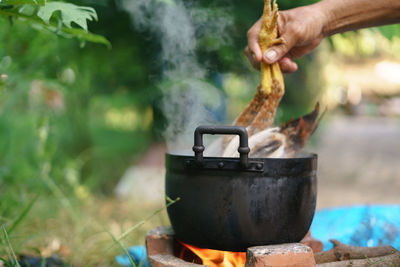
245 0 400 73
322 0 400 35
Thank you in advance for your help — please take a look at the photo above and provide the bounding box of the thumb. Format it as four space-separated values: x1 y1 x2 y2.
263 33 296 64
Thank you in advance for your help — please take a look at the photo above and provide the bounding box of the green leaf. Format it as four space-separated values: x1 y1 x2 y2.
1 0 45 5
0 7 110 48
61 26 111 48
37 2 97 31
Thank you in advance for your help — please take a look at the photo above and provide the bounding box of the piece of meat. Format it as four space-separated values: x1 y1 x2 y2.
233 0 284 134
220 0 323 159
251 103 324 158
223 0 285 150
223 104 324 158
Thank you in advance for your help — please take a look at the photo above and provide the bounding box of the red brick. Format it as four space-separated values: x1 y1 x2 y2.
245 243 316 267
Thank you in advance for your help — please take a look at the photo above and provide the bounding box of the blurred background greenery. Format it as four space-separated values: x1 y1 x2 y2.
1 0 400 265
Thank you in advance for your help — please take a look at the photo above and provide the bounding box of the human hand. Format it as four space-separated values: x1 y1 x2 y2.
245 4 327 73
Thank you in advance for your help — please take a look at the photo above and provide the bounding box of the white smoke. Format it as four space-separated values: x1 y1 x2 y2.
121 0 232 154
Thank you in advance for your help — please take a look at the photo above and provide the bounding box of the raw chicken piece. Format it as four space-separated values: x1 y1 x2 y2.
220 0 323 158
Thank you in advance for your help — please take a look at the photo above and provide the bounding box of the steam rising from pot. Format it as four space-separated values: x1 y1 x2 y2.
122 0 232 154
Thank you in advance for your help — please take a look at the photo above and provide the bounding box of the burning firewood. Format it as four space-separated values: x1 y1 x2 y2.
221 0 322 158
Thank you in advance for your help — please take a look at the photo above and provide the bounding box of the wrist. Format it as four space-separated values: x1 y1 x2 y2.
312 0 334 37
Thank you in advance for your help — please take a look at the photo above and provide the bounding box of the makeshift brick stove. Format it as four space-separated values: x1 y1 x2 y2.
146 226 323 267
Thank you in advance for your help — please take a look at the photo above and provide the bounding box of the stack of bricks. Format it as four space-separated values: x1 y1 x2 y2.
146 226 322 267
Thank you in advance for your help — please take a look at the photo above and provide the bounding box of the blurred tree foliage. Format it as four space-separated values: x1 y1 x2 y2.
0 0 110 46
0 0 158 213
1 0 399 213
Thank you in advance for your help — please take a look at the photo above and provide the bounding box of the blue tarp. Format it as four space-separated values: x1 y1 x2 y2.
116 205 400 266
310 205 400 251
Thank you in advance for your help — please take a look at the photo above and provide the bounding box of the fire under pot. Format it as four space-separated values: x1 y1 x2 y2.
145 226 322 267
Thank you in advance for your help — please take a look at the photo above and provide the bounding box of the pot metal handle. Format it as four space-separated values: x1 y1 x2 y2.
193 125 250 168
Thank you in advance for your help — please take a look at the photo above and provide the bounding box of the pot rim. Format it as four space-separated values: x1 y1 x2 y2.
166 152 317 175
166 151 317 161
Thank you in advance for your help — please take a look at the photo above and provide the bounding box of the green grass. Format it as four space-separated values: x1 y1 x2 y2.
1 225 21 267
7 195 39 235
106 229 136 267
0 192 173 266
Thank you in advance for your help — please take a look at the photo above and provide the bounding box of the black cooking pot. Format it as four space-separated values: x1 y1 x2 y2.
165 126 317 252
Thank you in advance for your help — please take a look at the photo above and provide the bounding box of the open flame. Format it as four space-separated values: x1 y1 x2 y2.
179 241 246 267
